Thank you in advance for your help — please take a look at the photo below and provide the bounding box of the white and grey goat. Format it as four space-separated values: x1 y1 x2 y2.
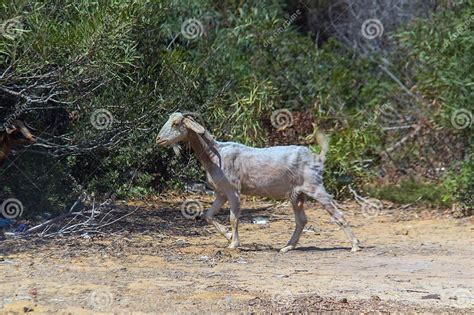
156 112 361 252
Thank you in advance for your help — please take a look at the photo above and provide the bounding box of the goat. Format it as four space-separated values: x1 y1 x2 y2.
156 112 361 252
0 120 36 166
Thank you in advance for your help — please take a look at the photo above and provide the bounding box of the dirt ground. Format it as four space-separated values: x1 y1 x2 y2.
0 195 473 314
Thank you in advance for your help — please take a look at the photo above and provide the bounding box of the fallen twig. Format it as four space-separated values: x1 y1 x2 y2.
95 206 140 229
26 198 82 234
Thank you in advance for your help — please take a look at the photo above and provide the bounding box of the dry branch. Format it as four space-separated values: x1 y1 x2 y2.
25 198 83 234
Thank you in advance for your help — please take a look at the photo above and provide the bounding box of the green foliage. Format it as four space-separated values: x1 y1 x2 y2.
442 154 474 209
397 5 473 128
0 0 472 216
396 3 473 208
369 178 451 207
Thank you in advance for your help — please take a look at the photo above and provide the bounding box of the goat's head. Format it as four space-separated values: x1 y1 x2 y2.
4 120 36 145
156 112 205 146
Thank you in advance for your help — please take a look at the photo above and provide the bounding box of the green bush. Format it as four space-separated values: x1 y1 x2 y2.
442 154 474 210
369 178 450 207
0 0 471 216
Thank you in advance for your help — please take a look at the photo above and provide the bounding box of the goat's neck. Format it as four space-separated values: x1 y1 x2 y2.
187 131 220 170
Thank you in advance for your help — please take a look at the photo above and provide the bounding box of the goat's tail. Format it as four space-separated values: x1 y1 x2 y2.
305 124 329 162
315 131 329 163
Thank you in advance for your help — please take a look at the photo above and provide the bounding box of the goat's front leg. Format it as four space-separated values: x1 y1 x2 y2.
227 191 241 249
204 193 232 240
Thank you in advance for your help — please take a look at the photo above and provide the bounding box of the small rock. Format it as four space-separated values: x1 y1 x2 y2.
29 287 38 298
23 307 34 313
303 225 320 234
176 239 187 246
371 295 381 302
236 258 248 264
340 298 348 303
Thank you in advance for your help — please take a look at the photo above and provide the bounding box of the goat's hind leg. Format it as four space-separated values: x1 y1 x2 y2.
227 191 241 249
280 193 307 253
308 187 361 252
204 193 232 240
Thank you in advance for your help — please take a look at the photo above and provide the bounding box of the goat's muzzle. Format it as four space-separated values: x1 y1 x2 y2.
155 137 167 146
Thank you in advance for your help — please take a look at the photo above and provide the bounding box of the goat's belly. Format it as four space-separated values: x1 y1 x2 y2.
239 174 297 198
240 186 293 198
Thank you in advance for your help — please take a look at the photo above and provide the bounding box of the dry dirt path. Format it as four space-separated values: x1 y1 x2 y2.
0 197 473 313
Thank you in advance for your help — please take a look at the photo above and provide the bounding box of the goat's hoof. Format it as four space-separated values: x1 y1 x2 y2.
280 245 295 253
351 245 361 252
224 232 232 241
228 242 240 249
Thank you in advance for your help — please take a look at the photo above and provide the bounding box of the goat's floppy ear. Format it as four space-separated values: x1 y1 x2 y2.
183 117 205 134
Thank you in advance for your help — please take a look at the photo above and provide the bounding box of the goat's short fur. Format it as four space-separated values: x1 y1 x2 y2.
156 112 361 252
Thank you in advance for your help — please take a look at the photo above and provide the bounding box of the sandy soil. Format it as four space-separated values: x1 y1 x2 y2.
0 195 473 314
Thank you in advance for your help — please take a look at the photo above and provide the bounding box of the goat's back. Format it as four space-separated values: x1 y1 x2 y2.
214 142 323 198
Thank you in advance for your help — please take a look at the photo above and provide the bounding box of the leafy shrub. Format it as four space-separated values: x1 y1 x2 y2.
0 0 471 217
